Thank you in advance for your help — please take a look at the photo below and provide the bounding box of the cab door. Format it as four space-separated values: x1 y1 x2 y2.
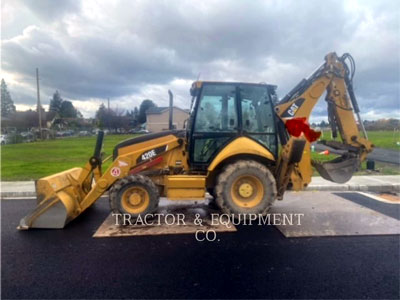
239 84 277 156
189 83 239 170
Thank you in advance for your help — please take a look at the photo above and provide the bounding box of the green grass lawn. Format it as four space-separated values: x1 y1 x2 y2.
318 129 400 150
1 134 137 181
1 130 399 181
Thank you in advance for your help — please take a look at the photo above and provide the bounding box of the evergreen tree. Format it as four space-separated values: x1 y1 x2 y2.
126 107 140 127
1 79 16 117
95 103 108 129
96 103 107 119
49 91 63 113
138 99 156 124
133 107 139 121
59 100 78 118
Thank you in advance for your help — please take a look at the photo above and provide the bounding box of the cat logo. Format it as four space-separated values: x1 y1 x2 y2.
281 98 305 118
287 103 299 116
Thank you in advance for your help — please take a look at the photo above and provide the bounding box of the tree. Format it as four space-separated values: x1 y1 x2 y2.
95 103 108 129
95 103 107 120
59 100 78 118
319 120 328 128
126 106 140 128
49 91 82 119
138 99 156 124
49 91 63 113
1 79 16 117
95 104 132 131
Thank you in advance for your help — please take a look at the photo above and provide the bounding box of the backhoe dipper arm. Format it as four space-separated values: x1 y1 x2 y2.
274 52 373 192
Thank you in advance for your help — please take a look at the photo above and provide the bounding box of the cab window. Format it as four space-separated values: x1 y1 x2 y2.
194 85 237 133
240 85 276 152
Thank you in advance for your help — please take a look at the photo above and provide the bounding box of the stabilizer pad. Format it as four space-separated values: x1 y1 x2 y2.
93 199 236 238
271 191 400 237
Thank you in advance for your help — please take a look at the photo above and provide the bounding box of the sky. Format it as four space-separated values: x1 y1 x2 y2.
1 0 399 121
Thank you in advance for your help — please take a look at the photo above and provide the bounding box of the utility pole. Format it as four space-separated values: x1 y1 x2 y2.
36 68 43 140
107 98 110 131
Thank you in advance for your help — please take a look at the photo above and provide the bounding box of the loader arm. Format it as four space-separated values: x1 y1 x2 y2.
274 52 373 195
18 131 184 229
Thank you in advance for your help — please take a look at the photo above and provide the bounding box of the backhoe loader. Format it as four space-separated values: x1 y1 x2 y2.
18 52 373 229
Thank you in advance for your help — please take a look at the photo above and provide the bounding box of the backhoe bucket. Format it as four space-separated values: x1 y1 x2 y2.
312 155 360 184
18 167 85 230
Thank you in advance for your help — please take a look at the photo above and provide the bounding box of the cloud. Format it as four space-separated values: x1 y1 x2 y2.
1 0 399 119
17 0 81 21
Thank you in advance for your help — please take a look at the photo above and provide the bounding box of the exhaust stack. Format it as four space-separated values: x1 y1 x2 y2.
168 90 173 130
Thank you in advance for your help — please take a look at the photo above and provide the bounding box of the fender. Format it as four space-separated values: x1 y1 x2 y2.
208 137 275 171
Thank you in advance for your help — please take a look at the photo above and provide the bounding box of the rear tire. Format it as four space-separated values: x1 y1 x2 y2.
215 160 276 216
110 175 159 218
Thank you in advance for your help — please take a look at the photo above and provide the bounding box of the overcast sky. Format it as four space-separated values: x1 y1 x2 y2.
1 0 399 121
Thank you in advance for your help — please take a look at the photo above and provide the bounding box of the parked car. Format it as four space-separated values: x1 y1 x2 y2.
137 129 149 134
56 130 75 137
20 131 35 143
129 129 149 134
0 134 8 145
78 131 91 136
64 130 75 136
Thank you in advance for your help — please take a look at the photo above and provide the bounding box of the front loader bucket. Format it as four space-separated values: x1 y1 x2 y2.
312 155 360 184
18 168 85 230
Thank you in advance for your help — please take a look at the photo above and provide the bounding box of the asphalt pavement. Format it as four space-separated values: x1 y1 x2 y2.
2 194 399 299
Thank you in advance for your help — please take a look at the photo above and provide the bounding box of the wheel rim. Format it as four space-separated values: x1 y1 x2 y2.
121 186 150 214
231 175 264 208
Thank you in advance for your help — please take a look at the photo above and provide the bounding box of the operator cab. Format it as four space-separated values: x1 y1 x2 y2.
187 81 278 170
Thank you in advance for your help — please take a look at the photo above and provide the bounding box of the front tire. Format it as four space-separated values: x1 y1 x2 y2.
215 160 277 216
110 175 159 218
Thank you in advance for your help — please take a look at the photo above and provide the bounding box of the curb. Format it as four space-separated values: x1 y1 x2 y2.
306 184 400 193
1 185 398 199
1 191 37 198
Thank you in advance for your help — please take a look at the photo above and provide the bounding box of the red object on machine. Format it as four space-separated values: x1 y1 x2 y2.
319 150 330 155
129 156 163 175
285 117 321 142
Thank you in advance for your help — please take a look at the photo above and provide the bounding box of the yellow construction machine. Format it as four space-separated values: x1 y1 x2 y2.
18 52 373 229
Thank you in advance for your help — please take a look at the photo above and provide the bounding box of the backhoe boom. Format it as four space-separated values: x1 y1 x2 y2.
275 52 373 193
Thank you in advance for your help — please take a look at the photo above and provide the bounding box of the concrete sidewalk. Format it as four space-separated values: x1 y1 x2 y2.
1 175 399 198
306 175 399 192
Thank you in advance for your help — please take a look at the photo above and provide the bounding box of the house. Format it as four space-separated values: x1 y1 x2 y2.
146 106 189 132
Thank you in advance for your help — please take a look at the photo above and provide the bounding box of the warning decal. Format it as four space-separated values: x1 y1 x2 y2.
111 167 121 177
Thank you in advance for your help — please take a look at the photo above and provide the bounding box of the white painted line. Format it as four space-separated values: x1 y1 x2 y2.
357 192 399 204
1 196 36 200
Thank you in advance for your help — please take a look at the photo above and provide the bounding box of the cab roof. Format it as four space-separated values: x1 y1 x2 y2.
190 80 277 96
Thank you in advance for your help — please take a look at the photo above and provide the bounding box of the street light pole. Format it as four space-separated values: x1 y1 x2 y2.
36 68 43 140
